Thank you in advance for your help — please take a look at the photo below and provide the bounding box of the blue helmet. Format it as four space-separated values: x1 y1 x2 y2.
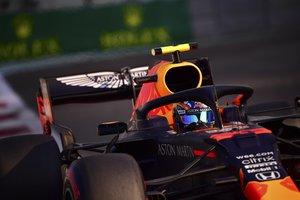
173 101 214 132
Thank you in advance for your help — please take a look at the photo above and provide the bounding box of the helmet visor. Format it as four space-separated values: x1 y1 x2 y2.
180 115 199 124
180 110 214 125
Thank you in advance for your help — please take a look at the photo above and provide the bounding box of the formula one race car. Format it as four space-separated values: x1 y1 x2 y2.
1 43 300 200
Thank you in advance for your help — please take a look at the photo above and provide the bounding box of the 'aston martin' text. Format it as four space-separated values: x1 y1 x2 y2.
158 144 194 158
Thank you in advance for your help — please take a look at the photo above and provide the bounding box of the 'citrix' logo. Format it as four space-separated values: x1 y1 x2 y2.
241 155 275 165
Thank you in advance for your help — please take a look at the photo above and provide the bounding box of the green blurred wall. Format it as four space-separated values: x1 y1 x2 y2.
0 0 192 62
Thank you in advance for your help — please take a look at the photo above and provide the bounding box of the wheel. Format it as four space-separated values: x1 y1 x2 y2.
63 153 145 200
0 134 62 200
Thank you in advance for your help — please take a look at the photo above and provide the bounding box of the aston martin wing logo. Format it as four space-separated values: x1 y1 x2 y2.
56 66 148 89
56 72 123 89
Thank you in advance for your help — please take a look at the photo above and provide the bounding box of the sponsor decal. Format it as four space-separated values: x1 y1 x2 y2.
177 110 186 115
56 66 148 88
246 167 272 174
236 151 280 175
255 171 280 181
236 151 274 159
158 143 194 158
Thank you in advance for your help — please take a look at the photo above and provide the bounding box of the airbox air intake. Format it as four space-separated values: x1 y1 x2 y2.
165 65 200 92
155 61 203 97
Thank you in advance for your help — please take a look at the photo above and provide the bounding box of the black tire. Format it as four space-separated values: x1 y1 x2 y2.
0 134 62 200
63 153 145 200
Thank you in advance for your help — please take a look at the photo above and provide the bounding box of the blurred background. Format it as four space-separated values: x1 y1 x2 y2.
0 0 299 139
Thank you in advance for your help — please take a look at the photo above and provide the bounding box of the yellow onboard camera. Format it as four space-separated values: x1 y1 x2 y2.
151 42 198 63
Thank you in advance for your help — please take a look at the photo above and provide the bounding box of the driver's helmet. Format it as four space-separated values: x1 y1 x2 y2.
173 101 214 132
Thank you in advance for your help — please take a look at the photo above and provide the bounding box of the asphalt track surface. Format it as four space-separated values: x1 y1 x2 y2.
2 28 300 142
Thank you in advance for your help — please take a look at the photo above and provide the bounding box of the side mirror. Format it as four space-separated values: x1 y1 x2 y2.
98 121 127 136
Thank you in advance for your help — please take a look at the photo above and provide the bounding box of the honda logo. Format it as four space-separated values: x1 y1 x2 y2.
255 171 281 181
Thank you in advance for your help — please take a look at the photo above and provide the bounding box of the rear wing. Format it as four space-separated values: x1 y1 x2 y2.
40 66 149 105
37 66 149 131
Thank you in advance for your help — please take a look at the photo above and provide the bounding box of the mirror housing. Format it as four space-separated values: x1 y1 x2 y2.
98 121 127 136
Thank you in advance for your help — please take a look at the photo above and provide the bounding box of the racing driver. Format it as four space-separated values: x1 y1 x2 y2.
173 101 214 132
